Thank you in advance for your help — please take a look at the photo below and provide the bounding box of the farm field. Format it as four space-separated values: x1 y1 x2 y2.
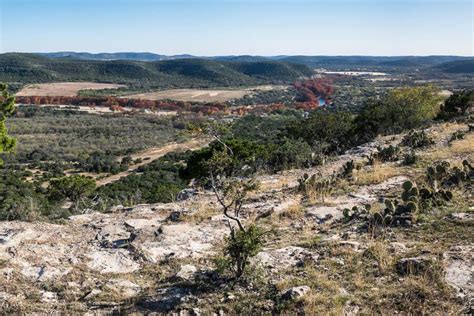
122 85 287 102
16 82 126 97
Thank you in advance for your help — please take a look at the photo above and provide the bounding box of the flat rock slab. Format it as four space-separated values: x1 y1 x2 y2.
105 279 141 299
86 248 140 274
254 246 318 270
444 245 473 300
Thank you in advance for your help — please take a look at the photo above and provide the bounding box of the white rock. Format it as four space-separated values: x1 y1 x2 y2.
96 224 131 248
41 291 58 303
281 286 311 300
1 267 14 280
444 245 473 299
176 265 198 280
105 279 141 298
254 246 318 269
137 222 227 262
20 265 71 282
86 249 140 274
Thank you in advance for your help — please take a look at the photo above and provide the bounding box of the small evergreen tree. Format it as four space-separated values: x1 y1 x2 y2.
0 83 16 165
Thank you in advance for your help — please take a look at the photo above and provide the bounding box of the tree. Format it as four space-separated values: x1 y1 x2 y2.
288 109 356 154
49 175 96 203
438 89 473 119
0 83 16 165
355 86 443 139
207 149 267 278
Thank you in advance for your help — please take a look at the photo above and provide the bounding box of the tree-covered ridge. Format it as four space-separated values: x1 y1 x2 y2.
0 53 314 88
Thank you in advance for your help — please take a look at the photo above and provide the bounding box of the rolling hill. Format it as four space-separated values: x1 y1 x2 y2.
434 60 474 74
38 52 185 61
0 53 314 88
34 52 474 70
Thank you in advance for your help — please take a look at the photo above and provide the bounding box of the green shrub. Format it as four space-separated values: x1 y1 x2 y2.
438 89 473 119
448 130 466 145
0 83 16 165
97 153 188 205
0 171 51 221
48 175 96 203
288 110 356 154
402 152 418 166
355 86 443 138
183 138 271 179
215 224 266 278
268 138 314 171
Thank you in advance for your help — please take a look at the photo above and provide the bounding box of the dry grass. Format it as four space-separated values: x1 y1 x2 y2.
122 85 287 103
364 241 394 274
428 122 467 142
123 88 252 102
277 203 305 221
183 203 220 223
423 133 474 162
258 176 294 192
353 162 401 185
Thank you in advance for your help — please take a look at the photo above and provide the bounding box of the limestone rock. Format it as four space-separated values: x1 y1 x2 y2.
176 264 198 281
41 291 58 303
86 249 140 274
177 188 198 201
254 246 318 269
96 224 132 248
281 286 311 301
444 245 473 300
105 279 141 299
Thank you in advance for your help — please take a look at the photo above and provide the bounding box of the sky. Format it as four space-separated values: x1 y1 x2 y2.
0 0 473 56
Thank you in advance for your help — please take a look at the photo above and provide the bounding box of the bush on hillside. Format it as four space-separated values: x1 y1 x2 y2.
287 110 356 154
355 86 443 140
438 89 474 119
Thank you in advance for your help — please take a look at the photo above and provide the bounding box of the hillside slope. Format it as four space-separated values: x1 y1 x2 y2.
0 53 314 88
0 122 471 314
435 60 474 74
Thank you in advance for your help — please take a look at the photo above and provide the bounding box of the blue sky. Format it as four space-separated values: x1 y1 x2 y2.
1 0 472 56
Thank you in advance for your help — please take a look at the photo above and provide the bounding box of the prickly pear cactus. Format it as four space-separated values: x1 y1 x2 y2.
401 130 435 149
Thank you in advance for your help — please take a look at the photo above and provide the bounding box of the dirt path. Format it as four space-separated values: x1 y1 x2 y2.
95 138 209 186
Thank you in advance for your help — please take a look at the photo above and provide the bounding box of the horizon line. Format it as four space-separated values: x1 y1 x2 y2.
2 51 474 58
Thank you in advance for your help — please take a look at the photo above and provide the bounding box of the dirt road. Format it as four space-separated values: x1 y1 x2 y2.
95 138 208 186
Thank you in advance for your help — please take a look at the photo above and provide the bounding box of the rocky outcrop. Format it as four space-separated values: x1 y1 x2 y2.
280 286 311 301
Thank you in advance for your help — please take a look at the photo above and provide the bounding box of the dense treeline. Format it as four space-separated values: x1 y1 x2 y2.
15 95 227 114
15 95 314 115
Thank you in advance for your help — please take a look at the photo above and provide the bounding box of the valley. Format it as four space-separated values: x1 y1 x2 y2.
1 0 473 313
0 52 473 314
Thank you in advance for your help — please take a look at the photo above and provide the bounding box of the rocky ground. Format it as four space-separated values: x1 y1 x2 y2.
0 122 472 314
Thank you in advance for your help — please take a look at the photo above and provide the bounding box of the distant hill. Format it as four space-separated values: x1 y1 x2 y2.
34 52 473 70
38 52 183 61
434 60 474 74
0 53 313 88
276 55 473 69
